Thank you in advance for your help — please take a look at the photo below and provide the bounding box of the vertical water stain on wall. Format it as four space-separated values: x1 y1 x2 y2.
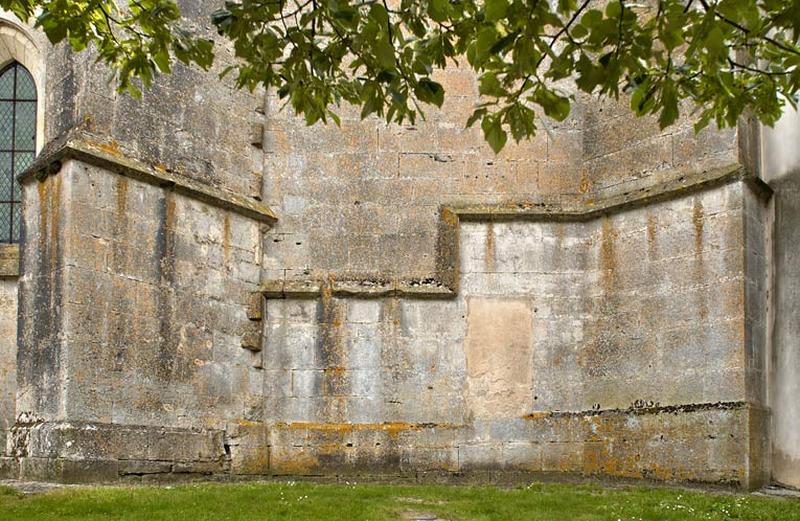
156 190 177 380
111 176 129 371
317 286 348 423
692 198 709 321
646 212 658 260
484 221 495 273
581 216 620 378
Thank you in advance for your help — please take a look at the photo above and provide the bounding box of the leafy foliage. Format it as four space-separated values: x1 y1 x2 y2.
5 0 800 152
1 0 213 96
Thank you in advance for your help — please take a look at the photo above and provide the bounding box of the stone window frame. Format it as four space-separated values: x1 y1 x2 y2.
0 16 43 275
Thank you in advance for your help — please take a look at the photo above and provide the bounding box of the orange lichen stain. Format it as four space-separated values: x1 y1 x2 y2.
646 213 657 259
692 198 705 254
522 412 552 421
321 280 334 301
579 174 592 194
133 391 164 412
323 366 347 377
650 464 680 481
37 181 48 251
441 207 458 226
274 422 460 440
239 451 270 474
273 451 319 474
691 198 709 320
585 447 640 479
164 191 177 227
316 443 342 456
155 164 168 173
115 177 128 215
49 176 61 273
95 139 122 158
223 212 231 267
599 217 617 291
584 198 596 206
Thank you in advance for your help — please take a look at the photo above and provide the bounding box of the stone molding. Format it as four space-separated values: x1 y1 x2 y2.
0 243 19 278
260 163 771 300
20 130 278 225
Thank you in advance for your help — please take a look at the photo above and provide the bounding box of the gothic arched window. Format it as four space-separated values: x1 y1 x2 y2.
0 62 36 243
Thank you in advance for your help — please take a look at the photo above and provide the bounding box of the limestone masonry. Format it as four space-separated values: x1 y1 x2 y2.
0 3 798 489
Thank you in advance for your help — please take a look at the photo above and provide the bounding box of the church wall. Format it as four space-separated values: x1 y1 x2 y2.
12 158 270 481
262 86 740 284
0 278 16 459
0 10 48 476
42 11 265 199
762 108 800 489
0 0 782 487
261 178 769 488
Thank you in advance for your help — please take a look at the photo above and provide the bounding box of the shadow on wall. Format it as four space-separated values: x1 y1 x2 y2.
762 107 800 489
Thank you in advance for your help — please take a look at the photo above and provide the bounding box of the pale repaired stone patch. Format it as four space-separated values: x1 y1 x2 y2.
464 297 533 420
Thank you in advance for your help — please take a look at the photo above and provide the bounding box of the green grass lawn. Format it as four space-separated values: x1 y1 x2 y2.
1 480 798 520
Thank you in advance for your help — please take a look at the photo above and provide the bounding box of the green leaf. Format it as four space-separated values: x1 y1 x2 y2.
153 49 171 73
485 0 509 22
704 25 726 59
38 14 67 43
533 88 571 121
479 72 504 97
571 24 588 40
466 107 488 128
24 0 800 154
658 81 679 129
370 3 390 27
482 116 508 153
581 9 603 29
429 0 450 22
374 37 396 69
475 26 498 63
415 78 445 107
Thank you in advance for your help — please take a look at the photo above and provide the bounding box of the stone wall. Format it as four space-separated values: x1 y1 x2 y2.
12 155 271 481
260 175 769 488
43 7 265 199
0 276 16 459
0 11 47 473
762 108 800 489
0 0 786 488
262 75 738 282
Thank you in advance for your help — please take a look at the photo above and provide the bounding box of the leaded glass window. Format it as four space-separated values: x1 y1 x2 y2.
0 62 36 243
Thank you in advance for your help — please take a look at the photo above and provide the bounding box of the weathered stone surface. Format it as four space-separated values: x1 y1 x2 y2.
0 277 17 457
8 142 773 488
0 244 19 277
465 298 533 420
762 109 800 489
257 179 770 489
0 1 787 489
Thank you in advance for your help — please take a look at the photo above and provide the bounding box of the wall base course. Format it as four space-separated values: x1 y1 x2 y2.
5 402 767 489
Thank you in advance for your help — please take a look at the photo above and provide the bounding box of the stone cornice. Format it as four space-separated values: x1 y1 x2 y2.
20 131 278 225
260 163 770 301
